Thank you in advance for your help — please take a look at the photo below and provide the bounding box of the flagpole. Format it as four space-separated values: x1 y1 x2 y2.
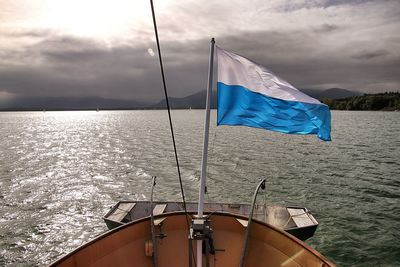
196 37 215 267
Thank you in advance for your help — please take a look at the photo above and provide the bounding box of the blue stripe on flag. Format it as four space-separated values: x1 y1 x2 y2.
217 82 331 141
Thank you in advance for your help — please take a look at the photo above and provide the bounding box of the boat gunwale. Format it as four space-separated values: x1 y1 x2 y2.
50 211 333 267
103 200 318 226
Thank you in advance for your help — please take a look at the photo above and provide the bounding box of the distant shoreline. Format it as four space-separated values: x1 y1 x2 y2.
322 92 400 111
1 92 398 112
0 108 210 112
0 108 398 112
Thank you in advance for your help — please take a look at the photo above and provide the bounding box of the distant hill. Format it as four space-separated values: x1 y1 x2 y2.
323 92 400 111
299 88 361 100
153 88 361 109
0 88 366 111
152 90 217 109
0 96 151 111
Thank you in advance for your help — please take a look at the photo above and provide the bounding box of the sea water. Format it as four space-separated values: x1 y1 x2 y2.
0 110 399 266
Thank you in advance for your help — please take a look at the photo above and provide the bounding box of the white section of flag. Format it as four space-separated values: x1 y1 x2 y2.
216 46 321 105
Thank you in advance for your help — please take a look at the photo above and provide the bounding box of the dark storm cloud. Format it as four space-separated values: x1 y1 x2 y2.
0 33 212 101
1 26 399 103
1 0 399 103
0 35 156 100
215 29 400 91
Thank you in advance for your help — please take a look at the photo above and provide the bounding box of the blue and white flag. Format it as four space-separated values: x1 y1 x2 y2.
216 47 331 141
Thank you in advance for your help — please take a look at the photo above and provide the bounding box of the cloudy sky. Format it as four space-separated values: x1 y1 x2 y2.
1 0 399 102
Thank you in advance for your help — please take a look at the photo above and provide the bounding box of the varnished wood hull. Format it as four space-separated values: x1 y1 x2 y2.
50 212 335 267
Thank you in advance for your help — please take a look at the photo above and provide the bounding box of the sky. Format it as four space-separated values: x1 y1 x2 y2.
0 0 399 103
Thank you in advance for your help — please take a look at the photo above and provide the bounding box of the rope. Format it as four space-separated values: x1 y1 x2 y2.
282 211 309 228
150 176 158 267
149 0 188 220
208 127 218 161
204 129 217 203
149 0 194 264
204 126 218 201
115 207 133 221
262 182 267 223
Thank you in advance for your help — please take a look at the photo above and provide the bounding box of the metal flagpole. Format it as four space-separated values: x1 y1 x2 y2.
196 37 215 267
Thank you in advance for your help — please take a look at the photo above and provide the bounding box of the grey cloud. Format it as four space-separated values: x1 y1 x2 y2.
0 34 211 101
323 0 376 7
352 49 390 60
215 30 400 92
313 24 341 33
1 29 399 103
275 0 376 13
1 28 55 38
1 0 399 102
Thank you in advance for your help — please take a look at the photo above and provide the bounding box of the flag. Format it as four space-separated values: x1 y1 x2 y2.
216 46 331 141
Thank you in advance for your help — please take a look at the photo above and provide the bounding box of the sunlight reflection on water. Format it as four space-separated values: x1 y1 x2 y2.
0 110 399 266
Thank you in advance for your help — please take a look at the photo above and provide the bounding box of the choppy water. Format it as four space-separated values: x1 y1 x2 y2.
0 110 399 266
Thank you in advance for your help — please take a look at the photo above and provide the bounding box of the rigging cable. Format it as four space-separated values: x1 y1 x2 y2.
149 0 188 215
149 1 195 264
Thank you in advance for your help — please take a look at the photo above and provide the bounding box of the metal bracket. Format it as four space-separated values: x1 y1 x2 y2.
189 216 215 267
189 216 212 240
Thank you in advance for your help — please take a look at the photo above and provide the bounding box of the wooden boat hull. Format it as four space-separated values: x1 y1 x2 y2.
51 212 334 267
103 201 318 241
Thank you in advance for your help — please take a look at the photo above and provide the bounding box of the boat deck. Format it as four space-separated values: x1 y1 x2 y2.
53 212 335 267
103 201 318 241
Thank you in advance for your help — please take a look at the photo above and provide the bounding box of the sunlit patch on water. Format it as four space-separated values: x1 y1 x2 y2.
135 168 151 178
0 110 399 266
